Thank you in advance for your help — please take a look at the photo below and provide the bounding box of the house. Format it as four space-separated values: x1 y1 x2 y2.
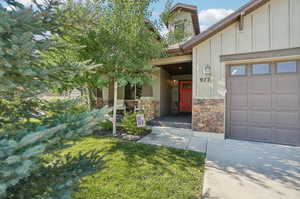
102 0 300 146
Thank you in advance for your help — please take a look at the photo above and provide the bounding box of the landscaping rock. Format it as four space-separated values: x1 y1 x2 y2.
119 134 141 141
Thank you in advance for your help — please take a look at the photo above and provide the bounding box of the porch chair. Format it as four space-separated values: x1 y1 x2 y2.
116 99 126 113
134 100 141 112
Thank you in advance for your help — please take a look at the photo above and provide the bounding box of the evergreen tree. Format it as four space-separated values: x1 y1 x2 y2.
0 1 110 197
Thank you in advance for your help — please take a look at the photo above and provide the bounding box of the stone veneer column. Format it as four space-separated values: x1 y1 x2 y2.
192 99 225 133
139 97 157 121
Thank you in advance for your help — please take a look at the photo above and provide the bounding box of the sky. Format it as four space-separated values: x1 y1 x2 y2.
10 0 251 32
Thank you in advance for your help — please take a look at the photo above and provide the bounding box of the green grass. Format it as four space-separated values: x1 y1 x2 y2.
45 137 205 199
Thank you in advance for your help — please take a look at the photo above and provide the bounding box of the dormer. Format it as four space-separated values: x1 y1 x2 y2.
166 3 200 41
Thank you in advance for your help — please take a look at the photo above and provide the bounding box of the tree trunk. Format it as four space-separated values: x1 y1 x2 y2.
112 81 118 136
85 86 92 111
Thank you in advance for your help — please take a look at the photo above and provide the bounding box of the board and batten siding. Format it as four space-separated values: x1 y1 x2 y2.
193 0 300 99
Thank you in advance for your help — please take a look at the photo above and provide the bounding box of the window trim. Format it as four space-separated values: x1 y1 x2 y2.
251 63 271 76
275 61 298 74
230 65 247 76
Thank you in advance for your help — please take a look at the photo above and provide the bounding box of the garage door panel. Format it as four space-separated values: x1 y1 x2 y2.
248 111 272 124
272 75 299 93
230 111 248 123
272 94 299 109
272 128 300 146
272 111 299 128
248 77 272 93
229 78 248 93
230 125 248 139
248 126 272 141
248 94 271 109
230 95 248 108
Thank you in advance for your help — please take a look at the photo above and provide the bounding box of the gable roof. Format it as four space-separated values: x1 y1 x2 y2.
173 0 270 53
168 3 200 35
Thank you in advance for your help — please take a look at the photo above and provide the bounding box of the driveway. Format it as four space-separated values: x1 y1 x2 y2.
139 127 300 199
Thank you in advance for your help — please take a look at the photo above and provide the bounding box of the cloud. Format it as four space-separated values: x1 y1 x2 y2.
198 9 234 31
17 0 33 6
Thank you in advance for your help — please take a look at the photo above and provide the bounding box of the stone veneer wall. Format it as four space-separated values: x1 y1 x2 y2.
192 99 225 133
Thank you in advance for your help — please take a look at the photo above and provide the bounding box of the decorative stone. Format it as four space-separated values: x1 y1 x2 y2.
119 134 141 141
192 99 224 133
139 97 157 121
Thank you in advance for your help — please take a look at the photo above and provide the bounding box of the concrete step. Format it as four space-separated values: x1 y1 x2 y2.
148 120 192 129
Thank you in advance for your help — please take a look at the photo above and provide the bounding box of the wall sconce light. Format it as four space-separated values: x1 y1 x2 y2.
204 64 212 76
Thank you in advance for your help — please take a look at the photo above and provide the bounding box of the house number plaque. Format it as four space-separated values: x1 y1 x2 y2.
200 77 211 83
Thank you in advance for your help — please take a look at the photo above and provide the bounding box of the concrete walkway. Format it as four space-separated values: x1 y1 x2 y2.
139 126 222 153
139 127 300 199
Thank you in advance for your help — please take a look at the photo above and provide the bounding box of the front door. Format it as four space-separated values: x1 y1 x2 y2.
179 81 192 112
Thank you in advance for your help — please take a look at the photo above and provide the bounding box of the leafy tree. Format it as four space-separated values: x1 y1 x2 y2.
49 0 166 135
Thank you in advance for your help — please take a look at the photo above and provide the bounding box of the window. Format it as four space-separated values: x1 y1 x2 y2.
125 84 142 100
252 63 270 75
230 65 246 76
182 83 192 88
174 21 185 32
173 21 185 41
276 61 297 73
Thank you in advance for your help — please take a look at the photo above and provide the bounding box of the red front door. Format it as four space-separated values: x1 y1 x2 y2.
179 81 192 112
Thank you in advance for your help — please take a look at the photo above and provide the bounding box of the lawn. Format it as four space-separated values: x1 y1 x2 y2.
13 137 205 199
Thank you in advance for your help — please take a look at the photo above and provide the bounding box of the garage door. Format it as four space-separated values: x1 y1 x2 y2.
226 61 300 146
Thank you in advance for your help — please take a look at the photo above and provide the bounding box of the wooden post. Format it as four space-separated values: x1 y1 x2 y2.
112 81 118 136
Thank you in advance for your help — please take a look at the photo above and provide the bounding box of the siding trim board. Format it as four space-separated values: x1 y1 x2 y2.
220 47 300 62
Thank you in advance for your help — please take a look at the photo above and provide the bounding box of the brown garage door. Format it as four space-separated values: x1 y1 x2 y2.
226 61 300 146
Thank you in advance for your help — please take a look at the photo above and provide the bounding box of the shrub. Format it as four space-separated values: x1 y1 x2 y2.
99 120 113 131
121 113 147 135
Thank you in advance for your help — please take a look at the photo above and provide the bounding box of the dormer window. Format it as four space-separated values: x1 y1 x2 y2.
174 20 185 33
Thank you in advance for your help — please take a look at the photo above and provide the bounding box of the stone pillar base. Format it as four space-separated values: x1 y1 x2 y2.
192 99 225 134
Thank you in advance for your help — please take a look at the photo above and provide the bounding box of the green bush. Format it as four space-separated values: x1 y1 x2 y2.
99 120 113 131
121 113 146 135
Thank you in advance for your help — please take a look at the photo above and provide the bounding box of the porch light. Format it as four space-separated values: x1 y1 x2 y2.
204 64 212 76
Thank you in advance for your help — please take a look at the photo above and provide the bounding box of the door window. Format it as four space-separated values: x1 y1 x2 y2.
182 83 192 88
252 63 270 75
276 61 297 73
230 65 246 76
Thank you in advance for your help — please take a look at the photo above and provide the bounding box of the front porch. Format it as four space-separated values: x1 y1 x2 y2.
156 60 193 117
99 55 193 123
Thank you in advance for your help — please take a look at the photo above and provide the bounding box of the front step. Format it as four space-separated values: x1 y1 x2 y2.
148 120 191 129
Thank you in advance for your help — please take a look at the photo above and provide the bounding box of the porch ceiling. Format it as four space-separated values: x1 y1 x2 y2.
151 55 192 66
160 62 192 76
